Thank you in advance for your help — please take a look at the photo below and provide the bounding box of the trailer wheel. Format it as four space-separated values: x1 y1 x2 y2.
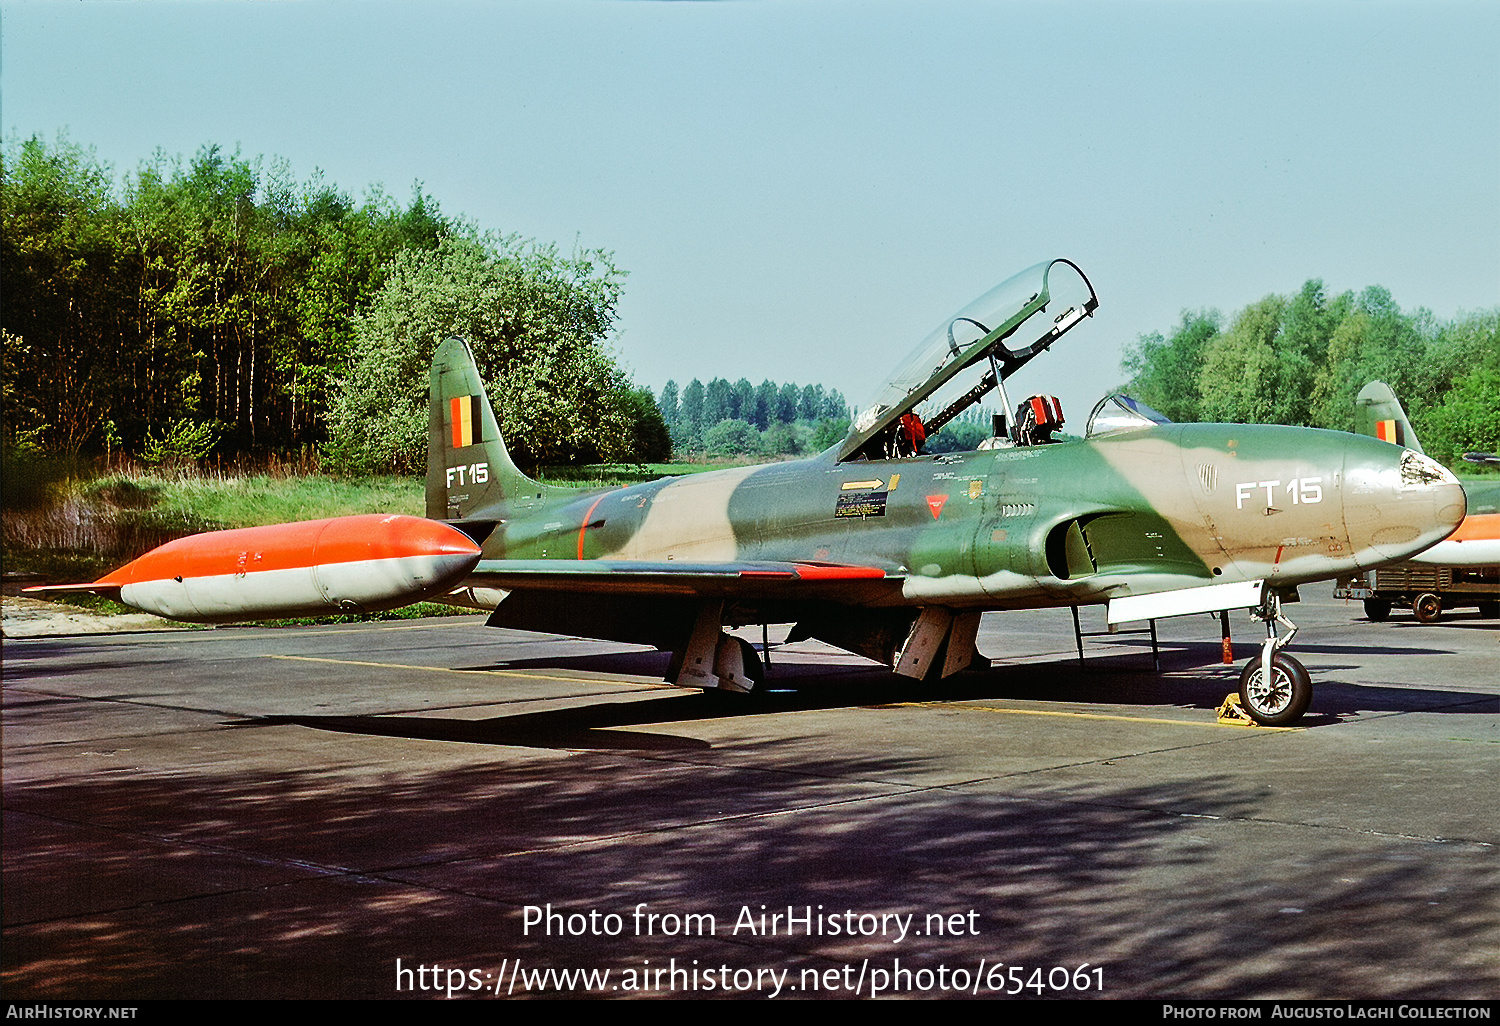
1238 652 1313 727
1363 599 1391 622
1413 592 1443 624
1478 601 1500 620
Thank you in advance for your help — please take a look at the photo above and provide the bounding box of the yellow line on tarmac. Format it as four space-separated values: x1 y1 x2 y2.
882 701 1295 730
265 654 669 689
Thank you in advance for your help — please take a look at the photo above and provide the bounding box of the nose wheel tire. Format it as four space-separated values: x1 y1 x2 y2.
1238 652 1312 727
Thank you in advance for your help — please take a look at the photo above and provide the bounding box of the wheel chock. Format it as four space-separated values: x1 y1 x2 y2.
1216 692 1257 726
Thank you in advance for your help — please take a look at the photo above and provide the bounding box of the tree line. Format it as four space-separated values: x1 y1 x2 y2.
2 134 667 471
658 377 851 457
1121 280 1499 466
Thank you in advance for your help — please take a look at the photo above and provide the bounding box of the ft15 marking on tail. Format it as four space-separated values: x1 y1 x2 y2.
36 259 1466 726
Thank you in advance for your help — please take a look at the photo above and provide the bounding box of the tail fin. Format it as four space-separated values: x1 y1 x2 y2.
426 337 545 520
1355 381 1424 454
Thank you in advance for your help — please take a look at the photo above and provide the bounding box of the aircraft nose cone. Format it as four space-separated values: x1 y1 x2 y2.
1344 444 1467 564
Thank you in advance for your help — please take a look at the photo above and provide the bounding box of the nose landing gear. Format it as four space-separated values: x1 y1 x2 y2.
1236 592 1312 726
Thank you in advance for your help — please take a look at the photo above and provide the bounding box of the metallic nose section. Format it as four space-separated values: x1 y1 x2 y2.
1344 443 1467 564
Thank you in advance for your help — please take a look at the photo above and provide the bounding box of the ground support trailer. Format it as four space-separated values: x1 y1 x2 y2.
1335 563 1500 623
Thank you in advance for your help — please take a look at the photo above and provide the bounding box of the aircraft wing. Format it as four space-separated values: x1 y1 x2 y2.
465 559 904 602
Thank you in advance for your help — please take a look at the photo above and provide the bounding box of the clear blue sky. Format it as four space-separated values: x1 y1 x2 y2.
4 0 1497 422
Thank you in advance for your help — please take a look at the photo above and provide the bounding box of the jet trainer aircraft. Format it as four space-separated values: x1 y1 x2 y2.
38 260 1466 726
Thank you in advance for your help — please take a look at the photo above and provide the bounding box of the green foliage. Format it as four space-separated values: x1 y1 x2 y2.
4 461 424 588
1423 364 1500 465
1309 287 1430 432
139 418 221 465
1 446 79 512
2 330 46 453
702 418 761 457
1198 296 1288 424
535 462 732 487
763 421 804 456
810 417 850 452
3 134 449 460
256 601 479 627
1122 280 1499 465
926 420 989 454
657 380 679 425
668 419 703 458
658 374 848 459
324 236 635 472
1120 311 1220 422
617 386 673 464
663 376 847 432
147 472 422 527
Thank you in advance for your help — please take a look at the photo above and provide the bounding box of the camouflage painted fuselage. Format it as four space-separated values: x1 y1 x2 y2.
483 423 1465 613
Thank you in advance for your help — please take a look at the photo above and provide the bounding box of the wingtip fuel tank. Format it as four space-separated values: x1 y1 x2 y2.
31 514 482 623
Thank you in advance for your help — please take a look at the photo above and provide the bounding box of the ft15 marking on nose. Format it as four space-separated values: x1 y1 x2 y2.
447 462 490 487
1235 478 1322 510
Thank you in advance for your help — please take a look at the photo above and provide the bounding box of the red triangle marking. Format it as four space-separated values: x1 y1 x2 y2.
926 494 948 519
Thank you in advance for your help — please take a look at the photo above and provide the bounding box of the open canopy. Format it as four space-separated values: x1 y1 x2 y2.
838 258 1097 462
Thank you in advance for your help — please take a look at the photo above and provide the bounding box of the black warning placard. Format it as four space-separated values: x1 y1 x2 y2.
835 490 889 519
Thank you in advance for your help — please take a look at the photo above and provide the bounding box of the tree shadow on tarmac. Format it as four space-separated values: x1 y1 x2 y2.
4 736 1495 999
237 635 1496 752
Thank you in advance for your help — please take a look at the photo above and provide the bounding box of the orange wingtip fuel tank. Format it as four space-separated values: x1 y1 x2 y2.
45 514 483 623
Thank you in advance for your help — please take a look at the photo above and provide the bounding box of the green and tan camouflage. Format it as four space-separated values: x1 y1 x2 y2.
41 259 1465 725
427 260 1466 720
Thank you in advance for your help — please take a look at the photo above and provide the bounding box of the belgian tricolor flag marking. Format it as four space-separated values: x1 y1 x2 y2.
450 395 483 448
1375 419 1401 445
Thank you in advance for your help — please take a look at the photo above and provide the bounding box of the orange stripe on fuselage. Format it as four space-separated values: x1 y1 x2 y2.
94 515 480 587
577 494 613 560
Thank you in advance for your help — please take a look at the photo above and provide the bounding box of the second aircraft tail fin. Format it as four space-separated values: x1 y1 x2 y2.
426 337 545 521
1355 381 1424 454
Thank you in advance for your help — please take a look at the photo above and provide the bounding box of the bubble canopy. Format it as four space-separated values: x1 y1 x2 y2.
838 259 1098 462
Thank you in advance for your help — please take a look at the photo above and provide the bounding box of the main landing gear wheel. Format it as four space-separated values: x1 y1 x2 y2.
1413 592 1443 624
1363 598 1391 622
1238 652 1312 727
